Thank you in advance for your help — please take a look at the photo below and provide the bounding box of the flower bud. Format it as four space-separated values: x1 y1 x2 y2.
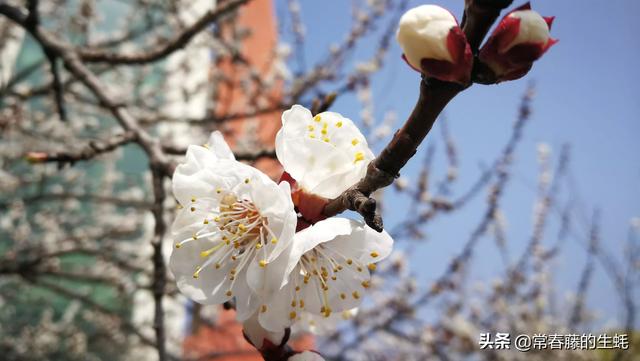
396 5 472 84
479 2 557 82
25 152 48 163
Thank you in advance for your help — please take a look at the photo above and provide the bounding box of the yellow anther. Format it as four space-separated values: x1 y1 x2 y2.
231 255 237 261
299 299 305 308
190 207 196 212
216 188 222 194
200 250 211 258
192 234 198 240
314 115 321 122
261 305 267 313
256 243 263 249
291 300 297 307
351 138 359 146
352 291 360 299
193 266 201 279
346 259 353 265
340 293 346 300
323 307 332 318
234 241 240 249
229 275 235 281
321 128 328 135
322 122 328 129
191 197 196 202
320 306 326 313
336 121 343 128
289 311 297 320
361 280 371 288
259 259 267 268
337 265 343 270
230 269 236 275
226 290 233 297
331 276 337 281
354 152 365 163
271 237 278 244
323 137 330 143
214 216 220 222
203 219 209 225
309 134 316 139
308 125 315 131
370 251 379 258
238 223 246 232
357 266 363 272
202 144 209 149
368 263 377 271
244 178 250 184
215 263 221 269
295 286 301 291
175 243 182 249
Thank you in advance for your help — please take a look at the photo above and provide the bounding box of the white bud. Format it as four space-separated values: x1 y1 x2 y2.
396 5 457 69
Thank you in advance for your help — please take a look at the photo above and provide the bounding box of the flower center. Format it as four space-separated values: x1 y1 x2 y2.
175 192 280 295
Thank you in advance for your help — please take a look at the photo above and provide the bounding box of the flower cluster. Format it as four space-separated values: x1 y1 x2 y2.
396 2 556 84
170 106 393 355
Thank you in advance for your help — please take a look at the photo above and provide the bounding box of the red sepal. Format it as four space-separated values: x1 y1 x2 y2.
419 26 472 85
279 172 329 230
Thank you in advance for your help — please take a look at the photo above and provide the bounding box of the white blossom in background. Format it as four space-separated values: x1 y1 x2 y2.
169 131 297 320
257 218 393 331
276 105 374 199
292 307 358 335
396 5 472 84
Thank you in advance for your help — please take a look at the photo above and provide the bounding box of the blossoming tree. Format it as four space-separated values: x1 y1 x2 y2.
1 1 637 361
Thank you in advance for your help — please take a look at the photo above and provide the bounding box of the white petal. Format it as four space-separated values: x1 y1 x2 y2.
206 131 235 160
246 242 293 302
234 268 260 321
288 351 326 361
258 277 298 332
323 220 394 263
506 10 550 51
285 218 353 277
168 239 233 304
243 311 286 349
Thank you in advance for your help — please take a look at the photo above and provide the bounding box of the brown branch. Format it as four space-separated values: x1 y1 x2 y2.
322 0 515 232
77 0 249 65
26 131 136 165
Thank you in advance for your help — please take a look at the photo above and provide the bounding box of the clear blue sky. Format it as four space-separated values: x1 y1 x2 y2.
275 0 640 328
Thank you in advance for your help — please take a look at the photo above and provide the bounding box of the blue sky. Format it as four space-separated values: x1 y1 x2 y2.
276 0 640 327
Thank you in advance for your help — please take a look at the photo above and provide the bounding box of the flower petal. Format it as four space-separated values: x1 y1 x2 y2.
206 131 235 160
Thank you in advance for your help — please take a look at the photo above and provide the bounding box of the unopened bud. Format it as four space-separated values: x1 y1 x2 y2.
396 5 472 84
26 152 49 163
479 2 557 82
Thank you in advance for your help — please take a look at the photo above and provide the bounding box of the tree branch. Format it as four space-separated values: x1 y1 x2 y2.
77 0 249 65
26 131 136 165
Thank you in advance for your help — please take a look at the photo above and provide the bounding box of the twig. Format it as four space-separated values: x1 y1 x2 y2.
26 131 136 165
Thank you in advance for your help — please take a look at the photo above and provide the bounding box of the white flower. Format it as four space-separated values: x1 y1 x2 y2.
257 218 393 331
170 131 297 320
288 351 326 361
275 105 374 199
